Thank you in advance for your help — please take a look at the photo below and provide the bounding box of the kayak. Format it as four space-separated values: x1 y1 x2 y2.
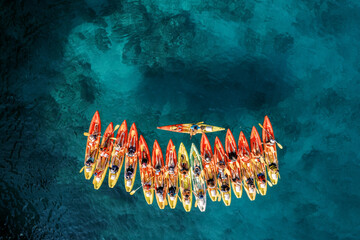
262 116 279 185
157 122 225 135
225 129 242 198
84 111 101 180
238 131 256 201
200 133 218 202
190 143 206 212
124 123 138 192
214 137 231 206
152 140 167 209
108 120 127 188
178 143 192 212
93 122 114 190
165 139 178 209
250 126 267 196
138 135 154 205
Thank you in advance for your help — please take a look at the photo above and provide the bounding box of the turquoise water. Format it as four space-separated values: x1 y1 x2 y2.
1 0 360 239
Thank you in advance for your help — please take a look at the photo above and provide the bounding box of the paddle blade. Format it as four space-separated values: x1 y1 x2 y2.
258 123 264 129
196 121 204 125
195 201 198 208
236 162 240 169
114 124 120 131
277 142 283 149
130 190 136 195
110 137 117 140
164 198 168 206
84 132 90 137
256 188 260 194
267 181 273 187
79 166 85 173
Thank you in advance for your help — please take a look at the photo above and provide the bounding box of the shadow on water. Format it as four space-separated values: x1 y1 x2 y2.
134 56 294 113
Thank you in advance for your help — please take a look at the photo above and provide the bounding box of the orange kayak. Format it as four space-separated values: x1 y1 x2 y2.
225 129 242 198
84 111 101 180
200 133 218 201
214 137 231 206
93 122 114 189
238 131 256 201
108 120 127 188
165 139 178 209
157 123 225 135
152 140 167 209
250 126 267 196
262 116 279 185
124 123 138 192
138 135 154 204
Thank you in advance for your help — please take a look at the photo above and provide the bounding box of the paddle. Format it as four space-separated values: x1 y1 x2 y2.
130 176 155 195
267 180 273 187
79 166 85 173
178 195 182 203
195 200 198 208
258 123 283 149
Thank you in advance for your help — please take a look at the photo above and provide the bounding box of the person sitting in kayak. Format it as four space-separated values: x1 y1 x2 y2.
269 163 279 172
220 182 230 192
156 186 164 201
193 166 201 177
168 166 175 175
195 189 205 201
85 157 94 167
183 189 191 204
141 152 149 168
125 166 134 180
257 173 266 184
203 153 211 163
143 182 152 191
189 125 200 139
179 156 189 176
168 186 177 199
228 151 237 162
109 164 119 174
246 177 256 192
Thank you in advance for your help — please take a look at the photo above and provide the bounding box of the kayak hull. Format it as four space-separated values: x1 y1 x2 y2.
251 126 267 196
84 111 101 180
108 120 128 188
124 123 138 192
262 116 279 185
138 135 154 205
157 123 225 135
238 131 256 201
225 129 242 199
200 133 217 202
214 137 231 206
178 143 192 212
190 143 206 212
153 140 166 209
166 139 178 209
93 122 114 190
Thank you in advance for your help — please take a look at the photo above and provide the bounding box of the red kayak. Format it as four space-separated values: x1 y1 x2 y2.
250 126 267 196
165 139 178 209
138 135 154 204
238 131 256 201
84 111 101 180
214 137 231 206
93 122 114 189
262 115 279 185
225 129 242 198
200 133 218 201
152 140 167 209
124 123 138 192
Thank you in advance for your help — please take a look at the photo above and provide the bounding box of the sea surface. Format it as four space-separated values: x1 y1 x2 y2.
1 0 360 239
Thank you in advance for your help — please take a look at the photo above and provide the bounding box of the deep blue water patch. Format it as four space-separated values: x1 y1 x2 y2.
1 0 360 239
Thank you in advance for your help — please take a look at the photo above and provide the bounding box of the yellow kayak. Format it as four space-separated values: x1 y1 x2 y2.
214 137 231 206
108 120 127 188
93 122 114 190
178 143 192 212
124 123 138 192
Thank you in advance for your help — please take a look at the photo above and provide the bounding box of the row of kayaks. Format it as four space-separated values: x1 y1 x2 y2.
81 112 281 212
